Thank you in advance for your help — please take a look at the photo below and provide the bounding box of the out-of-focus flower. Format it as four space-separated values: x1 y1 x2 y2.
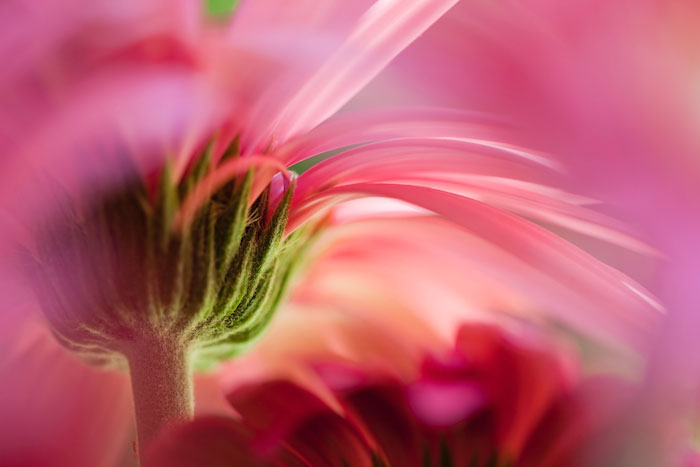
363 0 700 463
145 323 632 466
0 0 669 466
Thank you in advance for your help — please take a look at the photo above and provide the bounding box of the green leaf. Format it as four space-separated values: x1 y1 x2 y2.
206 0 240 18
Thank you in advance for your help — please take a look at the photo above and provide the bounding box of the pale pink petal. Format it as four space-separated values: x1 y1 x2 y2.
290 136 654 253
233 1 460 150
330 197 430 223
219 0 378 152
293 138 558 200
297 217 544 332
294 185 660 349
219 302 444 411
276 107 530 165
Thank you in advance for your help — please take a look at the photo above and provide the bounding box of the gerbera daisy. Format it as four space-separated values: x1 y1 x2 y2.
0 1 661 465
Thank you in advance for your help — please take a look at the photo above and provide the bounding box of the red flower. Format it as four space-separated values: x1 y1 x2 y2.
146 324 631 466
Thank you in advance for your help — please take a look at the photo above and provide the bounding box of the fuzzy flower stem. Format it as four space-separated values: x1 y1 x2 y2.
126 335 193 459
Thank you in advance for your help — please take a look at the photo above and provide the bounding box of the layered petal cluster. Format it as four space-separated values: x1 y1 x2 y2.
146 324 631 466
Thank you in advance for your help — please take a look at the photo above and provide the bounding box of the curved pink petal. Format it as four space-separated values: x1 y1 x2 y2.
293 138 557 197
294 185 660 349
233 0 460 151
291 137 654 253
276 107 530 165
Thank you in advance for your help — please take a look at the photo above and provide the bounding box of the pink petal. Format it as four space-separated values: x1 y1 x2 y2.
295 184 660 349
233 1 460 151
277 107 528 165
291 137 653 253
407 380 485 428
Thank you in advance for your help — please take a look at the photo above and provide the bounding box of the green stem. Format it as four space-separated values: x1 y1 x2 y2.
127 336 193 458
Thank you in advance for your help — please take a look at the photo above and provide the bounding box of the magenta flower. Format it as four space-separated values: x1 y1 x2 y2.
0 1 668 466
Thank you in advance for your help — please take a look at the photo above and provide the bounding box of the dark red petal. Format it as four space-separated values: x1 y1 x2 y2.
285 411 377 467
228 379 376 464
454 324 570 456
341 385 425 466
144 416 285 467
227 380 334 453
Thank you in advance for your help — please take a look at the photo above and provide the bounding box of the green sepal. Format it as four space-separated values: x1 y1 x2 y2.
29 143 320 371
154 161 178 247
256 179 296 276
179 141 214 199
191 221 321 369
146 161 183 320
213 170 252 279
180 201 217 326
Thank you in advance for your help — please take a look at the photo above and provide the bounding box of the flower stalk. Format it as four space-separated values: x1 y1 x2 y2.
126 336 193 454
